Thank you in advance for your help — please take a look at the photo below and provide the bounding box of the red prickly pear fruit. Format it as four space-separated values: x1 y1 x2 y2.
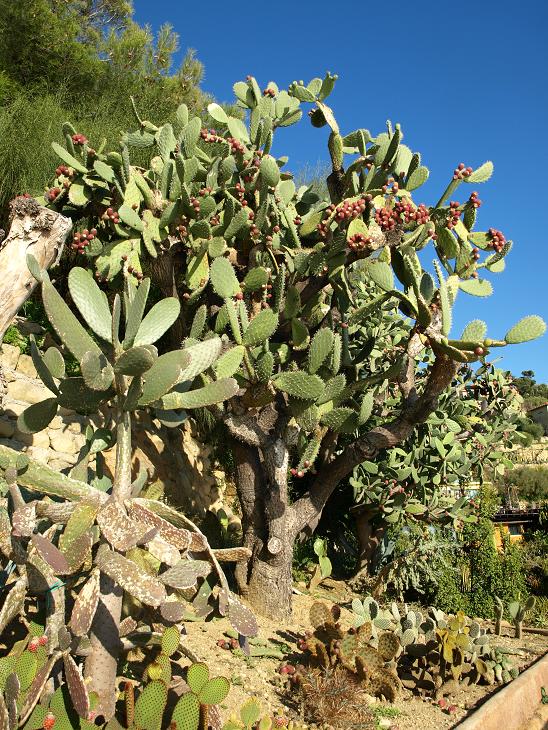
28 638 40 652
279 665 290 674
43 713 56 729
285 664 296 675
303 460 310 468
38 635 48 646
438 698 447 709
230 639 239 649
290 468 297 476
216 639 225 647
474 346 484 356
235 291 244 300
447 705 457 714
297 471 304 478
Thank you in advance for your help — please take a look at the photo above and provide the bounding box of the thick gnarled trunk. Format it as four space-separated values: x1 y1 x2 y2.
230 355 458 620
234 439 295 621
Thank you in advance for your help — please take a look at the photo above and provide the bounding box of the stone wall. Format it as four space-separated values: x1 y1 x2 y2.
0 342 241 528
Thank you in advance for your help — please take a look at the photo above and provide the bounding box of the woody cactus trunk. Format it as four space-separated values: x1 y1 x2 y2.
41 73 546 621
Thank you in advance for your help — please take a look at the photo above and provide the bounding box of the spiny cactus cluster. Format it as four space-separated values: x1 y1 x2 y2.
43 73 545 484
296 601 402 702
0 265 258 721
294 600 519 707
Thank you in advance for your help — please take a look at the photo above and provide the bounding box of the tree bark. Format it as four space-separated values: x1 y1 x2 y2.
0 200 71 410
84 386 130 719
353 508 386 577
0 200 71 340
230 353 458 620
233 438 294 621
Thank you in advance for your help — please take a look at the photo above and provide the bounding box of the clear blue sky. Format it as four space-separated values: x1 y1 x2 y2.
134 0 548 381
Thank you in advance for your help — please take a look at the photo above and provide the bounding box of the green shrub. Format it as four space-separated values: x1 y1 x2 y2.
431 486 527 618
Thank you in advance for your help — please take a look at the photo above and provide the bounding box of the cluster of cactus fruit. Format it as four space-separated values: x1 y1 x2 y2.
292 600 519 707
41 72 545 481
0 265 258 722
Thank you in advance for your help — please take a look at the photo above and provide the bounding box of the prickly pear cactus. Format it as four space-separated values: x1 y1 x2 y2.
42 72 545 486
0 267 257 723
296 600 518 706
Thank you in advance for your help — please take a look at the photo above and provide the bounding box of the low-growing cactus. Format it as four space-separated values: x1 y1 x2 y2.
0 266 257 721
297 600 518 707
494 595 504 636
508 596 536 639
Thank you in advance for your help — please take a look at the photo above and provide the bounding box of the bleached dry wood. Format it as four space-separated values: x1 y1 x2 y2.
0 198 71 340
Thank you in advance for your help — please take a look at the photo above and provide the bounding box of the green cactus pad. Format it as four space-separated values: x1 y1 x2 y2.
243 267 269 292
239 697 262 728
210 257 241 298
273 371 324 400
138 351 189 406
504 315 546 344
358 391 374 425
214 345 245 378
378 633 400 661
17 398 58 435
81 351 115 391
134 680 168 730
114 346 156 376
123 278 151 349
68 267 112 342
459 278 493 297
160 626 181 657
161 377 238 410
171 691 200 730
308 328 334 373
242 309 279 346
461 319 487 342
320 407 356 432
134 298 181 346
15 651 37 692
180 337 223 381
42 346 65 379
42 279 102 363
198 676 230 705
186 663 209 694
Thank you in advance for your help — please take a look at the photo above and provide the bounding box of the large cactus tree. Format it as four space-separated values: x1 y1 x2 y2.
42 73 546 620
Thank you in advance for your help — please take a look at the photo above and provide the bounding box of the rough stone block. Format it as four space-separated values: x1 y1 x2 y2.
0 343 20 370
50 428 81 455
27 446 51 464
0 419 15 438
16 354 38 379
7 380 55 405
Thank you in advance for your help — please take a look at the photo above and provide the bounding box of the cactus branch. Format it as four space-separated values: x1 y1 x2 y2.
290 353 458 536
